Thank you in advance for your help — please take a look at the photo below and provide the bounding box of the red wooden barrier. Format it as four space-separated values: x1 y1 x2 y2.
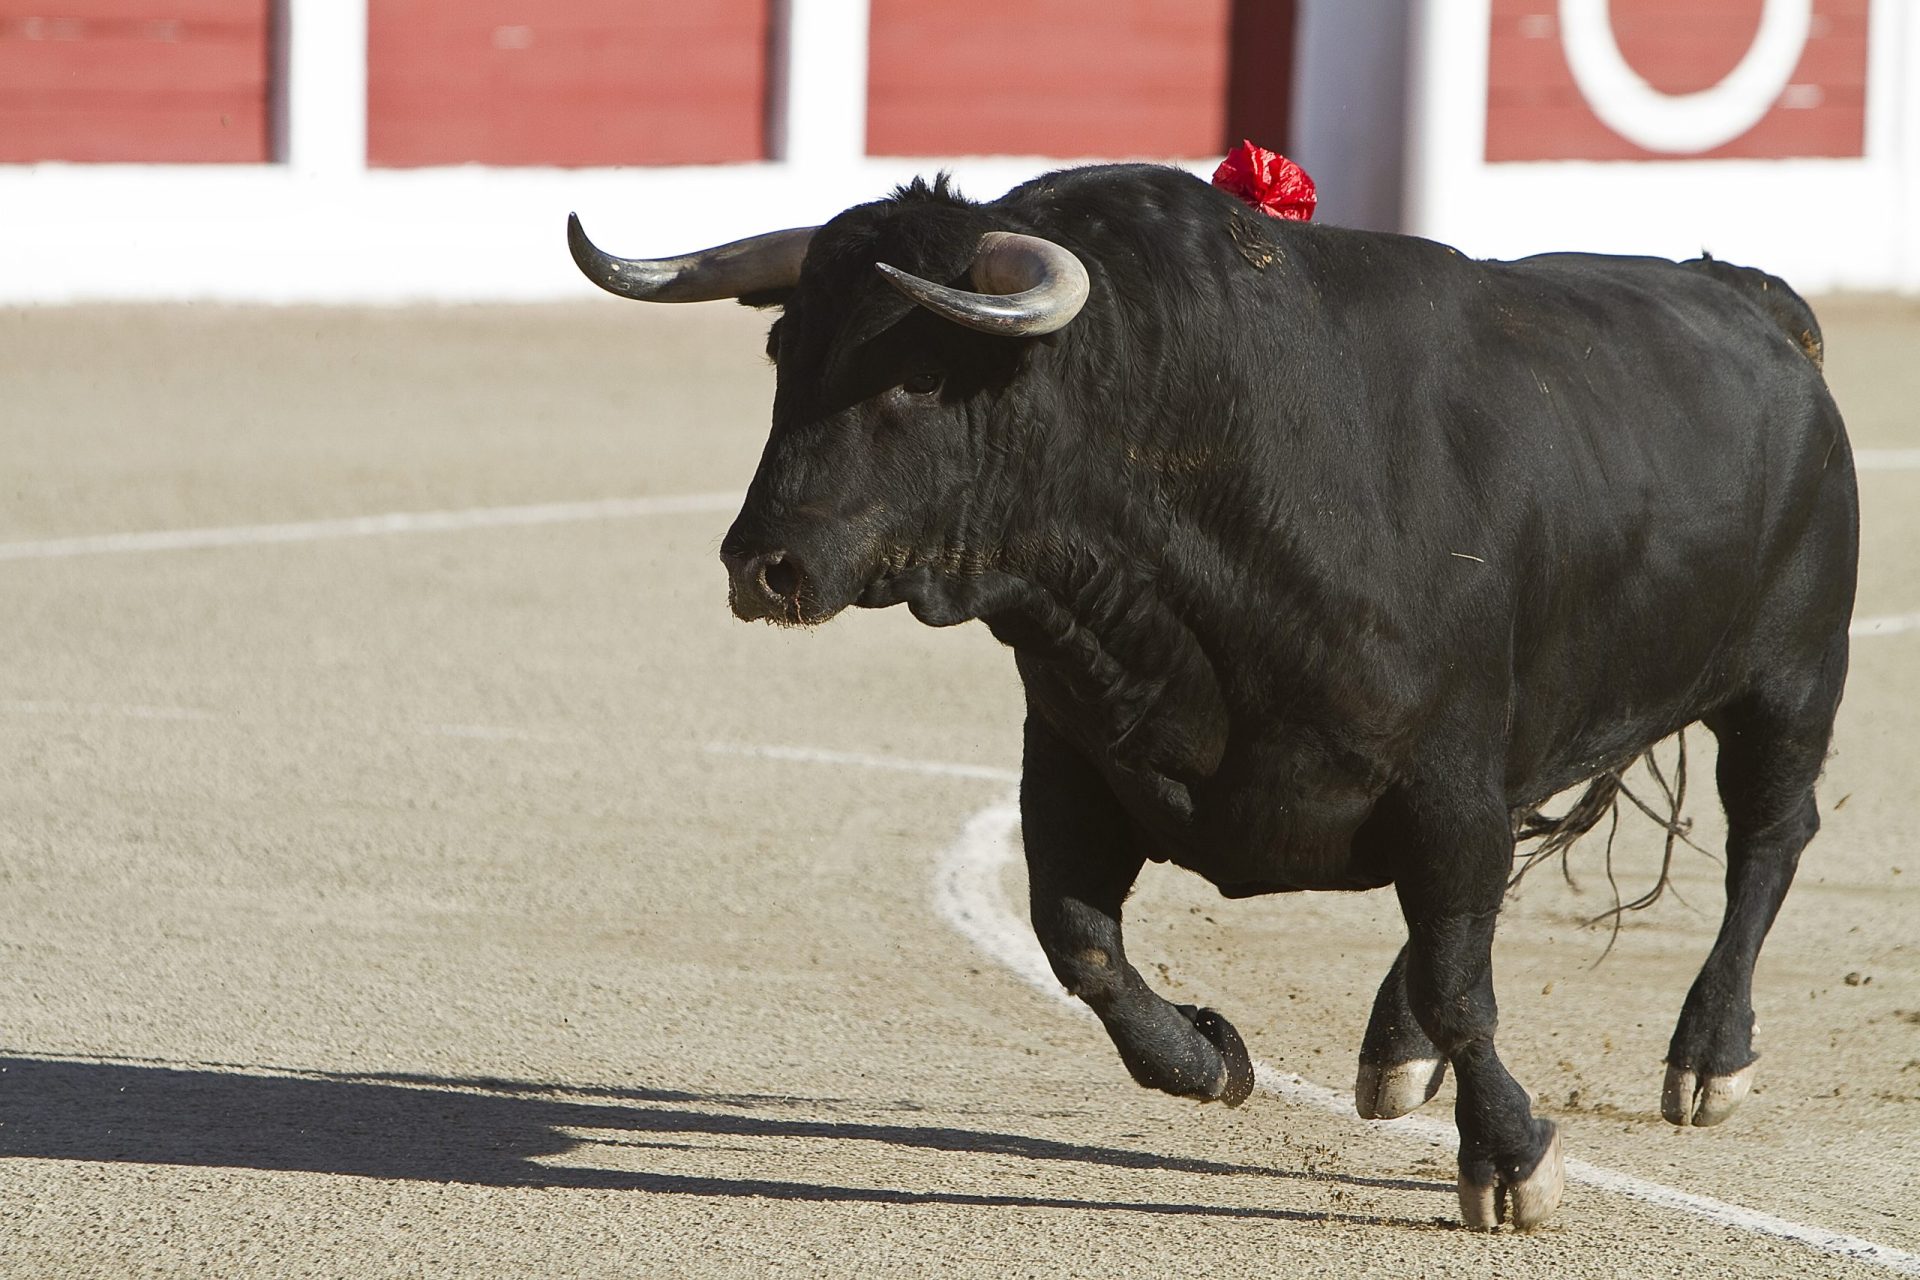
866 0 1232 159
0 1 270 163
366 0 770 168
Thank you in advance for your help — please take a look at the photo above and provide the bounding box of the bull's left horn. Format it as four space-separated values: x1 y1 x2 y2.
567 214 816 302
876 231 1089 336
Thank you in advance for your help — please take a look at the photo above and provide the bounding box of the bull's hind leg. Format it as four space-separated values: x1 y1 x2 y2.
1355 946 1447 1119
1389 784 1564 1230
1020 717 1255 1106
1665 635 1847 1126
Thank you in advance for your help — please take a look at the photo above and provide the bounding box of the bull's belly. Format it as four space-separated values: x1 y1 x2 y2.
1502 648 1752 810
1125 772 1393 897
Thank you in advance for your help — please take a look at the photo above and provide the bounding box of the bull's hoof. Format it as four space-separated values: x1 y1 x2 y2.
1355 1057 1446 1120
1662 1062 1754 1127
1190 1007 1255 1107
1458 1121 1564 1232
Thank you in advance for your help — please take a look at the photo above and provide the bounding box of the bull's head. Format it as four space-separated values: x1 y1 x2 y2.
568 179 1089 628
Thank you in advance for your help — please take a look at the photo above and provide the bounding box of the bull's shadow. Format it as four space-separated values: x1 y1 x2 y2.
0 1054 1447 1225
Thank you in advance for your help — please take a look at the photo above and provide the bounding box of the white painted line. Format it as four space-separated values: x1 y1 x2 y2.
1 699 218 721
931 799 1067 1004
0 701 591 747
1555 1152 1920 1275
0 493 740 561
1852 611 1920 638
704 742 1019 784
417 723 579 744
931 796 1920 1275
1855 449 1920 471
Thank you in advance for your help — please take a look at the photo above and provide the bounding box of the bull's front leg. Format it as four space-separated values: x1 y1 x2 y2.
1389 786 1565 1231
1021 716 1255 1106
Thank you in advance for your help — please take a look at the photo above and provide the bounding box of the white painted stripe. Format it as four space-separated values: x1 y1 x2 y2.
932 796 1920 1276
930 800 1067 1004
0 493 739 561
1852 611 1920 638
0 699 218 722
417 723 579 744
1855 448 1920 471
704 742 1019 784
1556 1152 1920 1275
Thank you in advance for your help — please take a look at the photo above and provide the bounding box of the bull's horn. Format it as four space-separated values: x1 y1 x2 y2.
567 214 816 302
876 231 1089 336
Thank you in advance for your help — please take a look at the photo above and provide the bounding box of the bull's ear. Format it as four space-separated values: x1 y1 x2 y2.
737 288 794 311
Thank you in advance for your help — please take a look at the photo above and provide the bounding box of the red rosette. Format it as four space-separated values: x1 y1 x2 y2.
1211 141 1316 222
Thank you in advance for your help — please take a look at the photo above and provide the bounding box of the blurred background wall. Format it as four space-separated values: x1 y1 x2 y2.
0 0 1912 301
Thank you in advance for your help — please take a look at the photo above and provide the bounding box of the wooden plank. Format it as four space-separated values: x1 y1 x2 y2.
366 0 769 168
0 30 265 93
0 2 269 162
0 100 267 163
866 0 1232 158
0 0 264 20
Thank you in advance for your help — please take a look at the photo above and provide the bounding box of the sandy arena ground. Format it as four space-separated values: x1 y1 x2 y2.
1 294 1916 1277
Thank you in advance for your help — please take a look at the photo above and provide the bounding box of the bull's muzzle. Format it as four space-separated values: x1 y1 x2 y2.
720 546 809 624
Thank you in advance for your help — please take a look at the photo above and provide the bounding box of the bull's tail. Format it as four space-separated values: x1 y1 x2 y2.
1685 253 1825 372
1509 732 1703 959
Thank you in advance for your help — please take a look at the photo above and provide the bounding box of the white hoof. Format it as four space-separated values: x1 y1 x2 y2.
1662 1063 1754 1127
1355 1057 1446 1120
1458 1125 1565 1232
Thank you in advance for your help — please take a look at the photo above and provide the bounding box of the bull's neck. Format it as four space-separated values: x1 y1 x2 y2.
976 467 1216 683
972 410 1358 719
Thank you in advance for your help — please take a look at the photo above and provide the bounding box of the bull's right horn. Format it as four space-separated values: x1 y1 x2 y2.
567 215 816 302
876 231 1090 336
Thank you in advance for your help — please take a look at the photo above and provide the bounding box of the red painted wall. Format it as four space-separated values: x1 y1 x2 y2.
0 1 271 163
866 0 1233 158
366 0 771 168
1487 0 1868 161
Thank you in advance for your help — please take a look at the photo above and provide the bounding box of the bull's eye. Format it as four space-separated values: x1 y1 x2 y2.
901 369 943 396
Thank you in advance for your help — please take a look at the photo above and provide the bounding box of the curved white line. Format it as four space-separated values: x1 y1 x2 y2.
1558 0 1813 153
1852 611 1920 638
933 796 1920 1275
0 493 740 561
705 742 1019 784
1855 449 1920 471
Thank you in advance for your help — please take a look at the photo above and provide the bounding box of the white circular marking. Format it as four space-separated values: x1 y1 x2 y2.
1558 0 1814 153
1852 610 1920 638
1854 448 1920 471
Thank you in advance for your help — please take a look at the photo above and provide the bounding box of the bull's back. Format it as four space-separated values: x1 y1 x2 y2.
1683 254 1824 371
1273 235 1851 801
1448 253 1853 799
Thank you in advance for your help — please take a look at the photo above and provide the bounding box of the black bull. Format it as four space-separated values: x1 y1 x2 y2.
570 164 1857 1231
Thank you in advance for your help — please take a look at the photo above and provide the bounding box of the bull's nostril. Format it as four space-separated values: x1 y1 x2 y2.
759 554 802 600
